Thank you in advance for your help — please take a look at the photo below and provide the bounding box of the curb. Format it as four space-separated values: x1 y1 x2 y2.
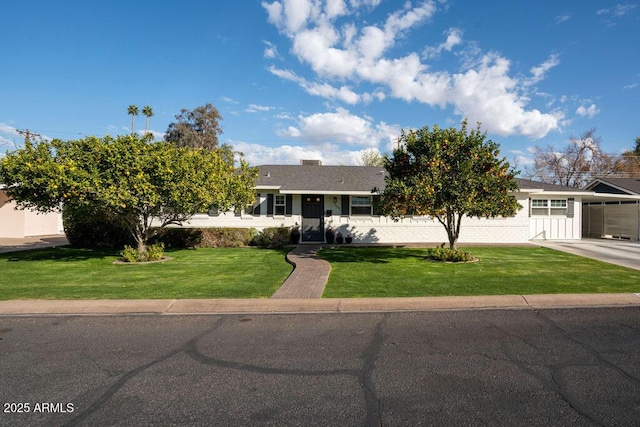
1 294 639 316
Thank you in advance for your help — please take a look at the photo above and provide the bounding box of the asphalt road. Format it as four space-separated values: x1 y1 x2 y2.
1 308 639 426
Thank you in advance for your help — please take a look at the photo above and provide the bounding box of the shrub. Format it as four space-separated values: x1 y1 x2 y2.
252 227 291 248
200 227 256 248
149 228 203 248
146 242 165 261
120 242 165 263
63 201 134 249
426 244 475 262
121 246 140 263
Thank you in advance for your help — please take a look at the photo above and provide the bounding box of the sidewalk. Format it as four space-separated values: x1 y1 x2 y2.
1 294 639 316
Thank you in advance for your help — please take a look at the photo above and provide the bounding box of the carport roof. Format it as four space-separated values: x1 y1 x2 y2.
586 178 640 195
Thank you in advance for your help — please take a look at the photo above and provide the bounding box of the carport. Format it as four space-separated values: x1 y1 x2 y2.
582 194 640 241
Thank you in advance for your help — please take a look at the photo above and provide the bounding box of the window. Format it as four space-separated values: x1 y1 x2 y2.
275 194 286 215
550 199 567 215
351 196 372 215
531 199 568 216
531 199 548 216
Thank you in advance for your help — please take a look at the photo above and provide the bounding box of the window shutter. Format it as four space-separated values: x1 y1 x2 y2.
267 194 274 216
341 195 350 216
372 195 380 216
567 198 574 218
285 194 293 216
528 198 531 217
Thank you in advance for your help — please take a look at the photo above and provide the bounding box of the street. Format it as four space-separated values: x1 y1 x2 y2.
1 308 639 426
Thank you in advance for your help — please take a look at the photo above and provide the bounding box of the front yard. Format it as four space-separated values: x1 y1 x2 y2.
319 246 640 298
0 247 292 300
2 245 639 300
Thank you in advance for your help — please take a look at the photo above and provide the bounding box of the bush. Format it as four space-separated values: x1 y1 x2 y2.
63 201 134 249
426 244 475 262
148 227 256 248
149 228 203 248
252 227 291 248
146 242 165 261
200 228 256 248
120 242 165 263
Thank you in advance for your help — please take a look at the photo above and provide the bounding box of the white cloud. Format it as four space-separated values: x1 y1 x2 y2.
268 66 374 104
576 104 600 118
246 104 276 113
524 53 560 86
555 15 570 24
263 40 279 58
221 96 240 104
229 139 378 165
623 83 638 90
423 27 463 58
264 0 562 139
0 123 20 136
278 107 400 148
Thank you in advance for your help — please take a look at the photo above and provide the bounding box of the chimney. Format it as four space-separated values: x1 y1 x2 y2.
300 160 322 166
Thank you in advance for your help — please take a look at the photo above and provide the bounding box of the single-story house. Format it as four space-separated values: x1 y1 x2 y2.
0 186 64 238
181 161 591 244
583 178 640 241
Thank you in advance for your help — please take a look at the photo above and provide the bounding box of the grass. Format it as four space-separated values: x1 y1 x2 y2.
0 247 293 300
319 246 640 298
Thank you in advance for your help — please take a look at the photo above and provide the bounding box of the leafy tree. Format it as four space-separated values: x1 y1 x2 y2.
142 105 154 135
0 135 257 255
526 129 615 187
127 104 139 135
165 103 223 150
359 148 385 166
376 120 520 250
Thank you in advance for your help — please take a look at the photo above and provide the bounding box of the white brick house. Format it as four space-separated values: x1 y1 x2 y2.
180 162 590 244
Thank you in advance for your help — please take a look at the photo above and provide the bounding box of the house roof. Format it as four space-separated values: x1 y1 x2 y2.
585 178 640 195
255 165 585 195
256 165 386 195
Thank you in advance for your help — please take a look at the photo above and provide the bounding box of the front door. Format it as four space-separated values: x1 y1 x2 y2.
301 195 324 242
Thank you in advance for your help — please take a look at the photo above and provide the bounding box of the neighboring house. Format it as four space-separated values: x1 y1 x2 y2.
181 161 589 244
583 178 640 241
0 186 64 238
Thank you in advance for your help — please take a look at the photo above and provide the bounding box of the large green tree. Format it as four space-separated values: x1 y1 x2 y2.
376 120 520 249
0 135 257 254
165 103 223 150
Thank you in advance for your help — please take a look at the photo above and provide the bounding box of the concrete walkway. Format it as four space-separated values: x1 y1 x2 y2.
272 245 331 298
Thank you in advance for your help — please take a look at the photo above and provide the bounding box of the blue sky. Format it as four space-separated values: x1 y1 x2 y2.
1 0 639 168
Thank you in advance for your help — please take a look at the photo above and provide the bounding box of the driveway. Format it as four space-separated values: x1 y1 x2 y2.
0 234 68 254
533 238 640 271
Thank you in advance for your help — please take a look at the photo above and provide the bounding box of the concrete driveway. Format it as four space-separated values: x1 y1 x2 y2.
0 234 68 254
534 238 640 271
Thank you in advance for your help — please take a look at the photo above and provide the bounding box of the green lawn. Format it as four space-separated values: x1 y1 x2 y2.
319 246 640 298
0 247 293 300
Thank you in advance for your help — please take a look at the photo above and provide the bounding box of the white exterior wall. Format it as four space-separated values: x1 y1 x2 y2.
528 197 582 240
0 190 63 238
168 193 533 244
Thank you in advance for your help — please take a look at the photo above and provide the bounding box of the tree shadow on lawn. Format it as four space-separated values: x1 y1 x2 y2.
319 247 427 264
1 247 119 263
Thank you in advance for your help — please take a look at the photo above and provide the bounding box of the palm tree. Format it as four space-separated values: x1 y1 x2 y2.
127 105 139 135
142 106 154 135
